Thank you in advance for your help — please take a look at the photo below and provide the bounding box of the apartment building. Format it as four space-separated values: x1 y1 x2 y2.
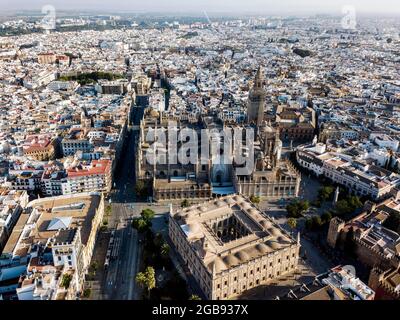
1 193 104 300
61 159 112 194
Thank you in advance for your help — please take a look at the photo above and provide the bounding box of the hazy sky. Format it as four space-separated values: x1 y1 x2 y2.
1 0 399 15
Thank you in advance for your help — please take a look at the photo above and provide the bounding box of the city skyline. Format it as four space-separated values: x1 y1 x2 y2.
0 0 400 15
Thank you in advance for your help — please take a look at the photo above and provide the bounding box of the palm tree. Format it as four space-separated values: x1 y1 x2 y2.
287 218 297 234
136 266 156 299
160 243 170 258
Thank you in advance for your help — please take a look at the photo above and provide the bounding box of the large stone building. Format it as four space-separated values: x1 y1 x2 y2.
136 108 301 202
168 194 300 300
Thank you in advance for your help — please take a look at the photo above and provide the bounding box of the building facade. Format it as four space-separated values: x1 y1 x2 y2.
169 194 300 300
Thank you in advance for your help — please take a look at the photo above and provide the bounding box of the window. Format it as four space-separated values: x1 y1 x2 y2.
257 267 260 272
244 273 246 277
224 281 227 286
269 262 272 267
263 265 266 269
217 284 220 289
250 270 253 275
234 276 237 281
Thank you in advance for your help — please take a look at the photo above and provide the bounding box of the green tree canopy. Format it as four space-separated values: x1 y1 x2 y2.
287 218 297 230
286 200 310 218
181 199 190 208
318 186 334 202
132 218 150 233
141 209 155 222
160 243 170 258
250 195 261 204
136 266 156 299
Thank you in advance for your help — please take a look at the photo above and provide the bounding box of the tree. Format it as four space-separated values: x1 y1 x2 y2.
181 199 190 208
160 243 170 258
250 195 261 204
305 218 313 230
105 205 112 216
135 180 149 198
287 218 297 230
318 186 334 202
83 288 91 298
60 274 72 289
189 294 201 300
141 209 155 222
154 233 164 248
136 266 156 299
286 200 310 218
321 212 333 224
335 199 351 216
311 216 323 229
335 196 362 216
132 218 150 233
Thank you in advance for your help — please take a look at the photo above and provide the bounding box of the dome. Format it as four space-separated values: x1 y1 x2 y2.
187 222 201 234
235 251 250 262
209 257 228 273
241 202 252 210
223 254 240 267
215 200 225 207
277 236 290 244
255 243 270 254
260 220 272 229
225 197 236 205
266 240 281 250
198 206 208 212
248 208 259 215
233 195 242 202
268 227 280 237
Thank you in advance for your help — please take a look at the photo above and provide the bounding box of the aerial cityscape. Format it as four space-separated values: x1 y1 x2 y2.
0 0 400 304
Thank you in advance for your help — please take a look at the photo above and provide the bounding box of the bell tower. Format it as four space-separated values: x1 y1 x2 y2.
247 66 266 127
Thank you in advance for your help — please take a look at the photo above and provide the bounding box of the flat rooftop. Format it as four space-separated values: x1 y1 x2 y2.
3 193 101 257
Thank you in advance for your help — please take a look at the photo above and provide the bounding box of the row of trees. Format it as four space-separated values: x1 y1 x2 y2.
305 196 363 231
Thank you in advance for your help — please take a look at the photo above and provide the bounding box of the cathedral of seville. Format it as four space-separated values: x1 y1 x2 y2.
135 67 301 202
134 67 303 299
169 194 300 300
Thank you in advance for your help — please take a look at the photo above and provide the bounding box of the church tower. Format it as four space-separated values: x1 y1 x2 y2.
247 66 266 127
